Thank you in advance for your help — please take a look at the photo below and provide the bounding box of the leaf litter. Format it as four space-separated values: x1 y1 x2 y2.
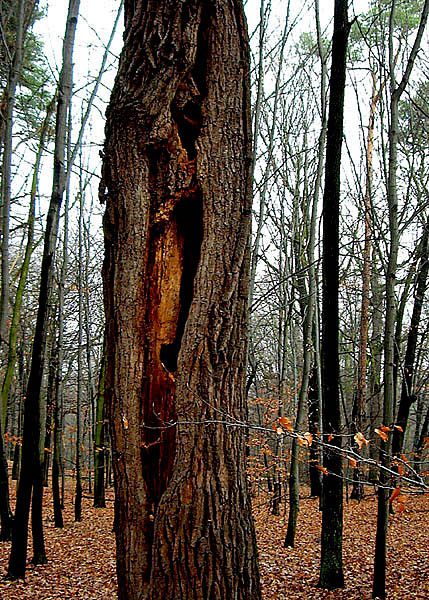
0 481 427 599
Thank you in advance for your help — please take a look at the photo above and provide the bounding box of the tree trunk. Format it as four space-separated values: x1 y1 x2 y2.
6 0 80 579
0 420 12 540
368 258 383 482
101 1 261 598
318 0 349 590
373 2 429 598
52 339 63 528
0 0 26 358
74 162 84 523
308 367 322 497
94 341 106 508
392 217 429 457
413 404 429 472
352 66 384 501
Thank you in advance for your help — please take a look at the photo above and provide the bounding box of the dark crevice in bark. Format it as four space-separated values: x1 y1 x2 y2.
171 101 201 160
191 4 211 98
160 193 203 373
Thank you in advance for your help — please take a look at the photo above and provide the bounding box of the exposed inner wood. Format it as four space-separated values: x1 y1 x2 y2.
140 79 204 516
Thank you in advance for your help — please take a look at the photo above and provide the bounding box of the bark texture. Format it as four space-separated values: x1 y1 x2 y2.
101 2 260 599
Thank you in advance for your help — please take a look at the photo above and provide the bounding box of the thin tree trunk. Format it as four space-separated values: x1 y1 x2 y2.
307 0 327 502
392 217 429 456
7 0 80 579
0 419 12 540
413 404 429 473
1 98 55 427
368 258 383 482
373 2 429 598
51 339 63 528
352 66 383 500
308 367 322 497
0 0 26 356
94 339 106 508
74 164 84 523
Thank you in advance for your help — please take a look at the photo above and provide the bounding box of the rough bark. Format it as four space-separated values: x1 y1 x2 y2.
318 0 349 590
101 1 260 599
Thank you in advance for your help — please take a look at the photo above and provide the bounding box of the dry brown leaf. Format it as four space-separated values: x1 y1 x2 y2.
375 428 388 442
354 431 369 449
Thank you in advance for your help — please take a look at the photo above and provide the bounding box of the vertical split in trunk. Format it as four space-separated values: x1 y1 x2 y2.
142 128 204 513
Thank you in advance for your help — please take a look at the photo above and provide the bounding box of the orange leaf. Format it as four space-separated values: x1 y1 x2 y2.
122 416 129 430
398 502 405 514
389 487 401 504
316 465 328 476
394 425 404 432
375 428 388 442
380 424 391 433
303 432 313 446
348 457 357 469
400 453 410 464
327 433 334 442
297 435 306 447
279 416 294 432
397 464 404 475
354 432 369 450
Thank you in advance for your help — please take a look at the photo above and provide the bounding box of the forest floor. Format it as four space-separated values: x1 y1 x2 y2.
0 479 428 599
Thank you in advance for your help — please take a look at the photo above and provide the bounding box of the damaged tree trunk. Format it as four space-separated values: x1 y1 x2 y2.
101 1 260 599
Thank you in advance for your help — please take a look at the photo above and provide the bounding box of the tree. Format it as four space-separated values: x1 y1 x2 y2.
318 0 350 590
373 1 429 598
101 1 261 598
7 0 80 579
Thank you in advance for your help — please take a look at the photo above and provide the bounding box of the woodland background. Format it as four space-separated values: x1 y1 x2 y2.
0 0 428 598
